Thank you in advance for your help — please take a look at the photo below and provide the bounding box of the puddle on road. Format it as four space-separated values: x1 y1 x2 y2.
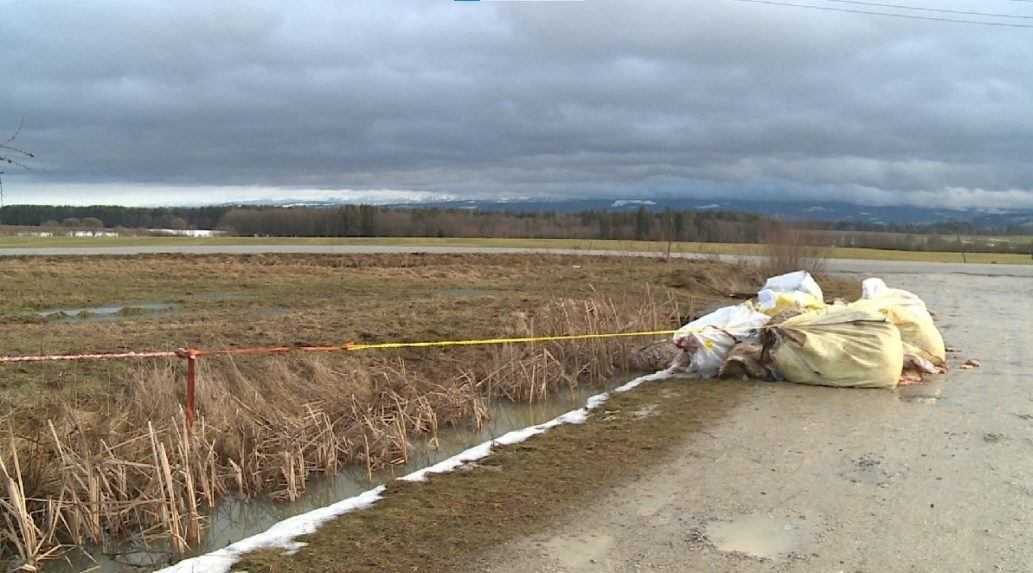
50 381 623 572
38 303 175 322
542 533 615 571
897 376 946 404
705 514 808 560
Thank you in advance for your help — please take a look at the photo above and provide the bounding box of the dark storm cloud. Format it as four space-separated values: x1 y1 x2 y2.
2 0 1032 207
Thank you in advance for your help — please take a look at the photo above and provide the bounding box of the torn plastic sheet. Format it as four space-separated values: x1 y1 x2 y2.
672 303 770 378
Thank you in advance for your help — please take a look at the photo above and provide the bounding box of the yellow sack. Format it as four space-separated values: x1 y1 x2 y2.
849 298 945 367
765 306 903 389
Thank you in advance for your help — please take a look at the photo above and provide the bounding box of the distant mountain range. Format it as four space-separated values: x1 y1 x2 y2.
221 197 1033 230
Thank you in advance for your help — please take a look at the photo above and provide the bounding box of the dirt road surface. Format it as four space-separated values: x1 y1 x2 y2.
462 268 1033 573
2 242 1031 277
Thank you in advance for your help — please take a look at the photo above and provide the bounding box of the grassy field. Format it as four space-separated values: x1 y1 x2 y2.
0 252 860 567
0 252 857 414
1 234 1031 264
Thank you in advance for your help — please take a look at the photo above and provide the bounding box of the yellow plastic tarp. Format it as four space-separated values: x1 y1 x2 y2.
849 297 946 367
768 306 904 389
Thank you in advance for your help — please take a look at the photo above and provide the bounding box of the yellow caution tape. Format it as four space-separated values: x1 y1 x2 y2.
0 330 679 365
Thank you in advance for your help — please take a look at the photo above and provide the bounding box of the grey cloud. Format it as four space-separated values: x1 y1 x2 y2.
2 0 1033 208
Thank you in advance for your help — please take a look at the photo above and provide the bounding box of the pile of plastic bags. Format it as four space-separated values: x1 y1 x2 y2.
672 271 945 389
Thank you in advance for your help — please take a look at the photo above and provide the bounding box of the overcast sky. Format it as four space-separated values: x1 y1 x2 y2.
2 0 1032 208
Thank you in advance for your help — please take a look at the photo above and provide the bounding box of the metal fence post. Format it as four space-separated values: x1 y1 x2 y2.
176 348 198 429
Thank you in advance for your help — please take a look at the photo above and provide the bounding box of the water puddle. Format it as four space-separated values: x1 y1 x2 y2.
705 514 808 560
49 382 620 572
897 376 946 404
39 303 175 322
542 533 615 571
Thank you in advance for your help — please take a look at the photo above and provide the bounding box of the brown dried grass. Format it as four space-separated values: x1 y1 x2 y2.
0 291 681 568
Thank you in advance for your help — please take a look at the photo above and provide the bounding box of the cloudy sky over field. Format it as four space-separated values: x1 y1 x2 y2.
2 0 1032 207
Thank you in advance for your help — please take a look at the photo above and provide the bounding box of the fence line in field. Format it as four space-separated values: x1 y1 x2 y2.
0 329 677 427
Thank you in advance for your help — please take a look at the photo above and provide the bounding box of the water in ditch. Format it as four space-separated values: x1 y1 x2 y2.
50 382 620 572
38 303 175 322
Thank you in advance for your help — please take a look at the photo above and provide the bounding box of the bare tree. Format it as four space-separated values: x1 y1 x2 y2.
760 221 829 276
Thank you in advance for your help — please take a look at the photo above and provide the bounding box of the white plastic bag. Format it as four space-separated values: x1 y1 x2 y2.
861 277 927 310
672 303 770 378
861 277 888 299
756 271 825 315
762 271 823 300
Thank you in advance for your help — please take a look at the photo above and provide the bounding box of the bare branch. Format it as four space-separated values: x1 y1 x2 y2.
2 117 23 146
0 143 34 158
0 119 33 170
1 155 32 170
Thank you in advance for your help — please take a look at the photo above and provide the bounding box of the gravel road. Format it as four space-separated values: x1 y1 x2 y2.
3 242 1032 279
464 267 1033 572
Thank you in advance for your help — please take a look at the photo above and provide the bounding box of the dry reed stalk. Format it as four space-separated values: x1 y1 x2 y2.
172 418 202 546
0 432 67 571
228 459 245 496
362 432 373 482
148 423 186 554
1 292 678 563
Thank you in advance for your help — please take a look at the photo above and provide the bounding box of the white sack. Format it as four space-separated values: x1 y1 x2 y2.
767 306 904 389
861 277 927 310
762 270 823 301
856 277 943 366
672 303 771 378
756 271 825 315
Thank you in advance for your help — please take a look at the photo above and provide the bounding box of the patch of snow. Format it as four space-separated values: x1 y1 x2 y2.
158 368 675 573
150 229 224 237
158 487 385 573
67 231 120 238
697 204 720 210
611 199 657 208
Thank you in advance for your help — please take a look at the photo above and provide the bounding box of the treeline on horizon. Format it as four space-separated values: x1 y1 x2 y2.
1 203 1031 254
0 205 226 230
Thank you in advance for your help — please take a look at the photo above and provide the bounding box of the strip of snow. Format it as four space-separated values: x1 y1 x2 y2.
610 199 657 208
149 229 224 237
158 368 674 573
